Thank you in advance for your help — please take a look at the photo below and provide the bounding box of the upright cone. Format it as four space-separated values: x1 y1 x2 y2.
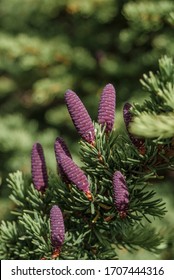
50 205 65 258
65 89 95 144
112 171 129 218
31 143 48 193
98 83 116 133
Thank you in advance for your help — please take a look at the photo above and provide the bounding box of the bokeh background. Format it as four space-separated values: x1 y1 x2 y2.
0 0 174 259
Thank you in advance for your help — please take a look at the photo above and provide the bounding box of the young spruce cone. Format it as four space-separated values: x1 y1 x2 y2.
123 103 145 153
50 205 65 258
113 171 129 218
58 152 92 200
54 137 72 183
98 83 116 133
65 89 95 144
31 142 48 193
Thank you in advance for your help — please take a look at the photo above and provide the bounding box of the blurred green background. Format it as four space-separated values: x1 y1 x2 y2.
0 0 174 259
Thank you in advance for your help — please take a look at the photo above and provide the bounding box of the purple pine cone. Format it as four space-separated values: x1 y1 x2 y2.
58 153 92 199
65 89 95 144
113 171 129 218
98 83 116 133
123 103 145 150
31 143 48 192
50 205 65 252
54 137 72 182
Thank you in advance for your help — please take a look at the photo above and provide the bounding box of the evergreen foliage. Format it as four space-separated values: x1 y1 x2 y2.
0 56 174 259
0 0 174 180
130 56 174 139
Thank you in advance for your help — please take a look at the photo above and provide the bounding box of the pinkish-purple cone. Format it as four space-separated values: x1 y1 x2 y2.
123 103 144 149
58 152 90 194
113 171 129 215
50 205 65 250
54 137 72 183
98 83 116 133
65 89 95 144
31 143 48 192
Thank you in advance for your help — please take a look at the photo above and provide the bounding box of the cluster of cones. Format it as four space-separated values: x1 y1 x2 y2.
31 83 143 258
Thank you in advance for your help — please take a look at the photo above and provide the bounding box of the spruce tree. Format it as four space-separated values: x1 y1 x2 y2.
0 56 173 260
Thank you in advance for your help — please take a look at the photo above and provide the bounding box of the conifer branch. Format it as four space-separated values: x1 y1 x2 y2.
1 57 174 259
130 56 174 139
